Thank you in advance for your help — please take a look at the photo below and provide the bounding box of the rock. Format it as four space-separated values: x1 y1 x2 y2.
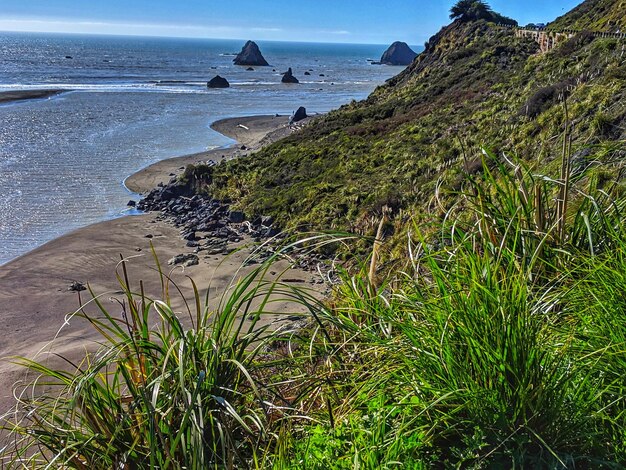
380 41 418 66
184 257 199 267
281 68 299 84
290 107 307 124
127 200 137 207
65 56 73 59
304 71 311 75
246 67 255 71
182 231 197 241
68 281 86 292
207 75 230 88
233 41 269 66
168 253 199 266
319 73 325 77
228 211 245 223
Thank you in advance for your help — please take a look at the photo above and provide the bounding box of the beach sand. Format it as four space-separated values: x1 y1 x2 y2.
0 114 318 417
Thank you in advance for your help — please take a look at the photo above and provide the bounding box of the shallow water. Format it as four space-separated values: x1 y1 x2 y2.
0 32 417 264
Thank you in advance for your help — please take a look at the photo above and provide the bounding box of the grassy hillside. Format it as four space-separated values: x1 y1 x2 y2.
5 2 626 468
204 0 625 241
548 0 626 31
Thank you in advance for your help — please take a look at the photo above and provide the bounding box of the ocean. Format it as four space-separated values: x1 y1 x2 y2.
0 32 416 264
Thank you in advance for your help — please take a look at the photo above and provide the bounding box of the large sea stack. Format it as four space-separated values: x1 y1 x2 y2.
380 41 418 65
233 41 269 66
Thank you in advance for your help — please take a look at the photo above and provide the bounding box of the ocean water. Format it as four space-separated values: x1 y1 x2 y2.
0 32 417 264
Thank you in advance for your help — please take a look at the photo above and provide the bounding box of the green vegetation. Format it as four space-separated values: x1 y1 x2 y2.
3 0 626 467
548 0 626 32
4 149 626 467
450 0 518 26
200 0 624 245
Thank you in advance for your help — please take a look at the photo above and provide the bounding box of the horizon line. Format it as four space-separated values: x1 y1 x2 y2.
0 28 426 47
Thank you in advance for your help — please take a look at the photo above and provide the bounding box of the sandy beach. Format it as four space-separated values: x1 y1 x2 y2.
0 114 317 417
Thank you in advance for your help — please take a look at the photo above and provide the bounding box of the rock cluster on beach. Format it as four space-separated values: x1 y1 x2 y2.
207 75 230 88
136 175 329 275
380 41 418 65
137 177 277 252
233 41 269 66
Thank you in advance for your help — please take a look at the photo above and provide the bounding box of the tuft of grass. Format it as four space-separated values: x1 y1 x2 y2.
0 242 325 469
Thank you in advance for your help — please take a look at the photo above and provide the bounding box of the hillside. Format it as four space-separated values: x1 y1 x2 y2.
549 0 626 31
201 0 625 242
6 2 626 468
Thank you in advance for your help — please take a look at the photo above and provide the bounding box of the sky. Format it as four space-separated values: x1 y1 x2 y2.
0 1 584 45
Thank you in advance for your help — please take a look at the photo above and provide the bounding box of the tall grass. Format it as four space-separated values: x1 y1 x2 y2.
4 147 626 468
273 149 626 468
0 243 326 469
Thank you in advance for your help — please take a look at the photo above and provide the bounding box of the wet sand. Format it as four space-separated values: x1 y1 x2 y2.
0 89 65 104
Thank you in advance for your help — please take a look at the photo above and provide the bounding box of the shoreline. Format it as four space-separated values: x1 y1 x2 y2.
0 113 317 417
124 114 293 194
0 89 66 104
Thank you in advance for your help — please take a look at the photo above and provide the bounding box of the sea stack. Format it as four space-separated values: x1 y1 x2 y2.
281 67 299 84
290 106 308 124
207 75 230 88
380 41 418 65
233 41 269 66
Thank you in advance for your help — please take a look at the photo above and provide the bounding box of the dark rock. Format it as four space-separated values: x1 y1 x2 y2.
127 200 137 207
281 67 299 84
304 71 311 75
290 107 307 124
68 281 86 292
182 231 197 241
228 211 245 223
65 56 73 59
246 67 255 71
207 75 230 88
168 253 199 267
380 41 418 66
319 73 325 77
233 41 269 66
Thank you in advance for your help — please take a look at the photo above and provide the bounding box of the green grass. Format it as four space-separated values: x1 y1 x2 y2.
4 152 626 468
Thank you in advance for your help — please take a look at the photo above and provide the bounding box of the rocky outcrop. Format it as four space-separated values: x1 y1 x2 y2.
137 177 279 246
207 75 230 88
380 41 418 65
233 41 269 66
281 68 299 84
290 107 307 124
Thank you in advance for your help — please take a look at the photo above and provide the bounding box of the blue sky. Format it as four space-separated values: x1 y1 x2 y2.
0 1 583 44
